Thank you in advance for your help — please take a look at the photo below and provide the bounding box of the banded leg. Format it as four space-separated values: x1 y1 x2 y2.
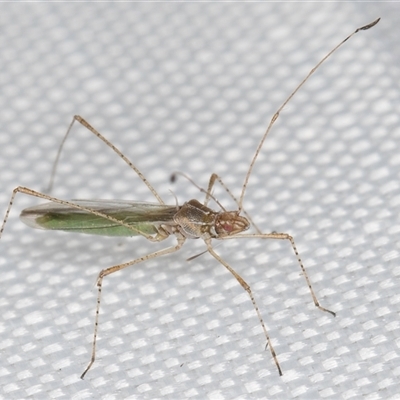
1 186 161 241
80 238 185 379
223 232 336 316
46 115 164 204
205 239 282 376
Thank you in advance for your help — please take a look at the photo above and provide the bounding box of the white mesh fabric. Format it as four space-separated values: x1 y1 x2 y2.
1 3 399 399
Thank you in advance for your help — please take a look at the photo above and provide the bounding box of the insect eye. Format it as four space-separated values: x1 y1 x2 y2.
222 223 233 232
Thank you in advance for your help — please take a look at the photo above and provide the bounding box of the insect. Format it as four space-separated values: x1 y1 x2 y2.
0 18 380 379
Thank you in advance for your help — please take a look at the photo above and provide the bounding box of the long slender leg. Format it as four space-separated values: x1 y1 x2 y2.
46 115 164 204
80 238 185 379
222 232 336 316
205 239 282 376
0 186 183 377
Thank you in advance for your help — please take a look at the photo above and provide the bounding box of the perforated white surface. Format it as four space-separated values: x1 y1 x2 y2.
1 3 399 399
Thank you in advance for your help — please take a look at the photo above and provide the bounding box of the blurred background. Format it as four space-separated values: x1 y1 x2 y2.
0 3 399 399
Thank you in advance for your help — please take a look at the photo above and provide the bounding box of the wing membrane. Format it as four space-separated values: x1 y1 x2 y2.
20 200 179 237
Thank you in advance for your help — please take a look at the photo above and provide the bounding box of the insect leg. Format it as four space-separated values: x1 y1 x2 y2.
0 186 62 239
46 115 165 204
80 237 185 379
223 232 336 316
0 186 159 241
205 239 282 376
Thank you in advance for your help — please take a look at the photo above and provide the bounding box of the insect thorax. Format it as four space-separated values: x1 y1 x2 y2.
173 199 249 240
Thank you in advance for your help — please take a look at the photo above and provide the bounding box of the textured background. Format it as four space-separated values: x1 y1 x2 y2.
0 3 399 399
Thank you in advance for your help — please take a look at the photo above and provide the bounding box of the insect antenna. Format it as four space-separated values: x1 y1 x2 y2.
171 171 227 211
238 18 380 213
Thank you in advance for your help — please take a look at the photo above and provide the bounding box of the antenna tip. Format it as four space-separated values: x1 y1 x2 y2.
360 17 380 31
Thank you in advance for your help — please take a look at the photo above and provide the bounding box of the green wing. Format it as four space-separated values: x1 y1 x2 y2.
20 200 179 237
